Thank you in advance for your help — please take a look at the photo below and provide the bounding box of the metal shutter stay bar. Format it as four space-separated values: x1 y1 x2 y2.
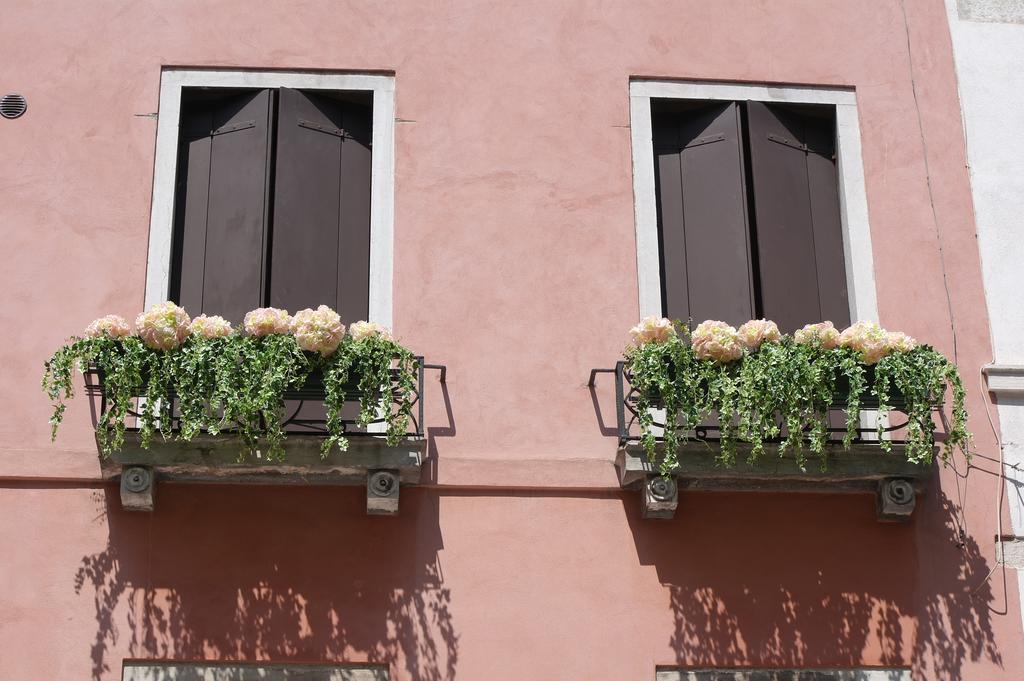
684 132 726 149
767 132 834 158
298 118 352 139
211 120 256 136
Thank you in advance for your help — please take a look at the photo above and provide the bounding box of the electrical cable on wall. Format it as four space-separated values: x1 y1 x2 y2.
898 0 1011 610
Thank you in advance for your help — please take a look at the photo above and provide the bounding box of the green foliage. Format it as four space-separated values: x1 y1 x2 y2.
625 329 970 476
42 333 419 459
42 335 151 454
321 333 418 457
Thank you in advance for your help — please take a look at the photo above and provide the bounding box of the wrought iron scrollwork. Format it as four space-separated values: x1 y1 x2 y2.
590 360 938 449
85 356 446 440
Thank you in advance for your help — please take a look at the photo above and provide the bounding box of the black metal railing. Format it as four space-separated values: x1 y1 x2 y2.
84 357 447 439
589 360 940 448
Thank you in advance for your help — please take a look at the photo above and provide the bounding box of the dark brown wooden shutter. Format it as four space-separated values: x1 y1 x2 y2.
269 88 372 323
744 102 850 333
652 102 755 327
170 90 273 324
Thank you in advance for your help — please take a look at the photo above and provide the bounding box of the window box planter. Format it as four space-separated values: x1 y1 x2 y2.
590 320 967 522
43 309 446 516
80 356 444 515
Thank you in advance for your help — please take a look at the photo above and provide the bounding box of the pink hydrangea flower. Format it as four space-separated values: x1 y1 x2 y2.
243 307 293 337
189 314 233 339
794 321 841 349
886 331 918 353
839 321 890 365
629 316 677 346
135 302 191 351
691 320 743 362
349 320 394 342
291 305 346 356
84 314 132 339
737 319 781 351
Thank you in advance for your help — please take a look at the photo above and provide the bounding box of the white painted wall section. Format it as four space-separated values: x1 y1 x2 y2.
945 0 1024 629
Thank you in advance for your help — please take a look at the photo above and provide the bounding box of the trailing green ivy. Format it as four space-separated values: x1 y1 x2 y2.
625 328 969 476
42 333 419 460
321 333 418 458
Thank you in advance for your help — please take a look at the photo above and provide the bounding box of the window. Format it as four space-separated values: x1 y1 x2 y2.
653 99 848 333
655 669 911 681
171 86 371 325
122 663 388 680
630 80 879 331
145 70 395 328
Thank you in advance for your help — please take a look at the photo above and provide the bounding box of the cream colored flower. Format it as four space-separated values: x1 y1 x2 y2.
135 302 191 351
349 320 394 342
794 321 841 350
886 331 918 353
839 321 890 365
737 319 781 351
691 320 743 362
84 314 132 339
629 316 676 346
291 305 345 356
189 314 233 339
243 307 292 337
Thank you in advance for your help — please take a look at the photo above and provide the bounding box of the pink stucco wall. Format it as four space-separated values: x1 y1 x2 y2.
0 0 1019 679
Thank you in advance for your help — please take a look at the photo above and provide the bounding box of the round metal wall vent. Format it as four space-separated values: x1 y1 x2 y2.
1 93 27 119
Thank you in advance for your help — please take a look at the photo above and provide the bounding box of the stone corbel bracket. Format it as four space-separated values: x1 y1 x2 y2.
102 433 425 516
617 443 932 522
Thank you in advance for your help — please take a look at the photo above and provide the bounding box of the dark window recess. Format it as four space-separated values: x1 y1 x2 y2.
169 87 373 325
652 99 850 333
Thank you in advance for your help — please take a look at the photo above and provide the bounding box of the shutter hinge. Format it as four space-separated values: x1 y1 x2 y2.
767 132 834 158
298 118 352 139
211 120 256 136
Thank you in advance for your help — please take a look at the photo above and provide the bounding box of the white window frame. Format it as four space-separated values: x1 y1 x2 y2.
656 669 910 681
123 662 387 680
628 79 879 326
144 68 396 328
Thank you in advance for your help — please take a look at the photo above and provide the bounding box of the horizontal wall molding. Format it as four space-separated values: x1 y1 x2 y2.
997 535 1024 569
957 0 1024 24
984 364 1024 394
0 452 624 489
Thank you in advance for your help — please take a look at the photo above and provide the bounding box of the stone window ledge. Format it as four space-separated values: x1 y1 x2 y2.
618 444 932 522
103 432 424 516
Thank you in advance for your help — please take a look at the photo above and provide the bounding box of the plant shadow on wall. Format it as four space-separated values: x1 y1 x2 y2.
74 485 458 681
626 489 1001 680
